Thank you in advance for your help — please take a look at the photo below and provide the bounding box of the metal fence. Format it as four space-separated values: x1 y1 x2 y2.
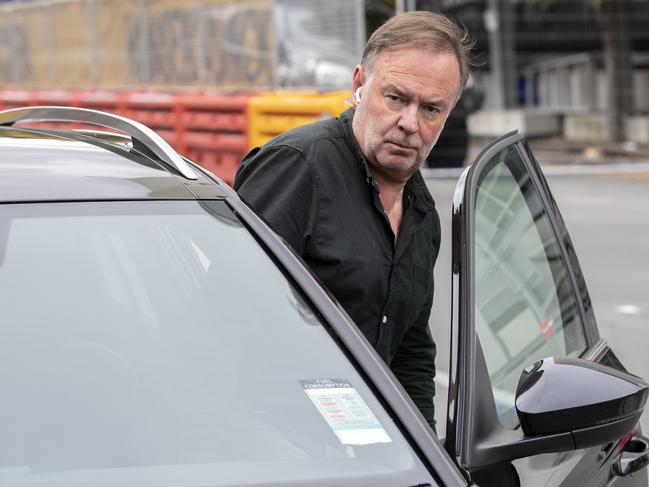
0 0 365 90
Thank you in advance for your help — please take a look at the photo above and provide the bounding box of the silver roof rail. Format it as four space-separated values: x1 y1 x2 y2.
0 106 197 180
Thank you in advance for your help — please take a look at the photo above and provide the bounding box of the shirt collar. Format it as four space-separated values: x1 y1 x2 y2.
339 108 375 185
338 108 436 214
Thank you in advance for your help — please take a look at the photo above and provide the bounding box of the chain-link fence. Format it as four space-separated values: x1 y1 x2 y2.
0 0 364 90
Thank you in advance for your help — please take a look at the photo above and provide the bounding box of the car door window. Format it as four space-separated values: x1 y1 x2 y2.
473 144 588 428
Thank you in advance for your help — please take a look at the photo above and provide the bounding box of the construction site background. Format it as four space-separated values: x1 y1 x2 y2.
2 0 649 181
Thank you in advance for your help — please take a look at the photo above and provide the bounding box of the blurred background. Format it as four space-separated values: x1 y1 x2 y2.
1 0 648 181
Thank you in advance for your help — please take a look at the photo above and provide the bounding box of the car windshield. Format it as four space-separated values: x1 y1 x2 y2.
0 200 433 487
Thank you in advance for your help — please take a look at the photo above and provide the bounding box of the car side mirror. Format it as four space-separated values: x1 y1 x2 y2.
467 353 649 469
516 357 649 449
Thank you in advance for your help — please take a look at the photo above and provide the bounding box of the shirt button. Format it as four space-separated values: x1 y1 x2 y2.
382 315 388 325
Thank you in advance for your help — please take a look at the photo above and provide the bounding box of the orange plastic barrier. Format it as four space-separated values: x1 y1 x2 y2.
0 89 124 111
175 93 251 186
75 90 125 112
0 89 251 185
0 89 353 185
122 92 177 147
0 89 122 131
0 89 37 110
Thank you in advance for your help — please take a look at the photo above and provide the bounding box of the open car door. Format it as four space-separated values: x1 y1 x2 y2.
445 132 649 486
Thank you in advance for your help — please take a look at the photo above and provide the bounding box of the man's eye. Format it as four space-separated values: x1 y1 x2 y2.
387 95 403 103
423 105 440 114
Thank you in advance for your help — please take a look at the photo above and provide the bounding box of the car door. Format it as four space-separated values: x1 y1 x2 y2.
445 132 649 486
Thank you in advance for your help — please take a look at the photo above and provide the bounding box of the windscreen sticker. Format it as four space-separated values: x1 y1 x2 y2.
300 378 392 445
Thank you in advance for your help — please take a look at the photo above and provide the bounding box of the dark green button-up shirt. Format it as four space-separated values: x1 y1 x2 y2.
234 108 441 430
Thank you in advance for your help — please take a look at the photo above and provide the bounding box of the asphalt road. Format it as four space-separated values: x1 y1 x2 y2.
425 170 649 437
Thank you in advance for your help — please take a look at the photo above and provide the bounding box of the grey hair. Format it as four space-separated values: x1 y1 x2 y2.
361 11 473 93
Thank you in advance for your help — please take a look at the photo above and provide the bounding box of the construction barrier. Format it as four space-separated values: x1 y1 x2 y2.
247 91 351 149
176 93 251 185
0 89 253 185
0 89 353 185
0 89 40 109
122 92 177 147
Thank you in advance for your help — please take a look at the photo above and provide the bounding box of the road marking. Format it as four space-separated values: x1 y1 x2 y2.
615 304 642 315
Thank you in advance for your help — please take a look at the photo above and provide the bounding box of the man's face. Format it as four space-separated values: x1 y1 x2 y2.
352 47 461 182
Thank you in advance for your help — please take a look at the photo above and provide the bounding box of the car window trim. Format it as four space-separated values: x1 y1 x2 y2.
448 131 524 462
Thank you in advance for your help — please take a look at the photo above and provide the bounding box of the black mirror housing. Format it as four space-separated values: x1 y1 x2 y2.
464 349 649 469
516 357 649 449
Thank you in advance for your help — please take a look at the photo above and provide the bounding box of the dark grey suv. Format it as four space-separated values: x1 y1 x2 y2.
0 106 647 487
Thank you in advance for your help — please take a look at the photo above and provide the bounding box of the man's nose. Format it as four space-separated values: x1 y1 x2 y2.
397 104 419 134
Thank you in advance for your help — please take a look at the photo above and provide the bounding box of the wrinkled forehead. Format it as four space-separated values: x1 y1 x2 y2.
365 47 462 100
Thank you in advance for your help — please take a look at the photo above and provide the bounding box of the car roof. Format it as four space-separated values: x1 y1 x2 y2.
0 127 231 203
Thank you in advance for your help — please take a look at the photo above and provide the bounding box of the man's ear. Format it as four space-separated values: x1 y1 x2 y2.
351 65 364 106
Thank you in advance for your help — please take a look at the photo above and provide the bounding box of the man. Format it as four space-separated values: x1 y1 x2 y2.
234 11 471 431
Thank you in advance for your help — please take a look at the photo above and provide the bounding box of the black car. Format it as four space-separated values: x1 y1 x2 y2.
0 106 647 487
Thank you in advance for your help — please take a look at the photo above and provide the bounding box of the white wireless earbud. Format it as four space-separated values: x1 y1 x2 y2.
354 88 362 102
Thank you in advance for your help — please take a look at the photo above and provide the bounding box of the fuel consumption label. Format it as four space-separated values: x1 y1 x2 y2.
300 378 392 445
